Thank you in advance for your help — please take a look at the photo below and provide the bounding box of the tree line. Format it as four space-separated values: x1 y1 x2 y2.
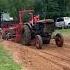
0 0 70 19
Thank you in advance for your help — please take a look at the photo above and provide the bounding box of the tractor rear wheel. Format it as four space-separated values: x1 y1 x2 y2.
35 35 43 49
2 32 7 40
22 25 31 45
46 35 51 44
55 33 64 47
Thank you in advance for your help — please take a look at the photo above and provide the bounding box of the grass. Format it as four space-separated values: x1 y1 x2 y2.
57 29 70 33
0 44 21 70
54 29 70 37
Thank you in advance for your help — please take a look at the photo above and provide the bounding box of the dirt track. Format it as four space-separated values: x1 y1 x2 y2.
2 37 70 70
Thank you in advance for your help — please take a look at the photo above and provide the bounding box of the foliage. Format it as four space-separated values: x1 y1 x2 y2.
0 0 70 19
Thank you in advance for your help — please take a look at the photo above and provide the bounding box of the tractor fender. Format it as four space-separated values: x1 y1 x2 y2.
24 22 32 30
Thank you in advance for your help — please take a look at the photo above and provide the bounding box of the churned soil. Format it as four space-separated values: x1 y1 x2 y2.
1 37 70 70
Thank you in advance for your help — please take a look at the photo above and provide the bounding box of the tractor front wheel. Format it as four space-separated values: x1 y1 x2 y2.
35 35 43 49
55 33 64 47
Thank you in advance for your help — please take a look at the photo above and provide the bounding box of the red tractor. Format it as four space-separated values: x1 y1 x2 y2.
1 10 64 49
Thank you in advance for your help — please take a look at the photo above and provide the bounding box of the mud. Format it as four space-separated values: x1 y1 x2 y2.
2 37 70 70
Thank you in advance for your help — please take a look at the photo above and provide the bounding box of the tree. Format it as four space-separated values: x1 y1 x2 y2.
0 0 70 18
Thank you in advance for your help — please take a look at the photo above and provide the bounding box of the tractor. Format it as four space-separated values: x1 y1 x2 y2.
0 10 64 49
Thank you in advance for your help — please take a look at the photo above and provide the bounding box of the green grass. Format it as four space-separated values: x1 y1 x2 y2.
54 29 70 37
0 44 21 70
57 29 70 33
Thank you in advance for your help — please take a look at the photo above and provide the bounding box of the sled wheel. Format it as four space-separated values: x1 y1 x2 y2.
35 35 43 49
55 33 64 47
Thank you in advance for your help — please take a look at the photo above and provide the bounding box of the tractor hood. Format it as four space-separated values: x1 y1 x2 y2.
37 19 54 23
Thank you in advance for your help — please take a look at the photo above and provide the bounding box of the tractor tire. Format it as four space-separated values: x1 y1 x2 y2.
46 39 50 44
46 35 51 44
22 25 31 45
35 35 43 49
2 32 8 40
0 32 2 40
55 33 64 47
2 32 7 40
